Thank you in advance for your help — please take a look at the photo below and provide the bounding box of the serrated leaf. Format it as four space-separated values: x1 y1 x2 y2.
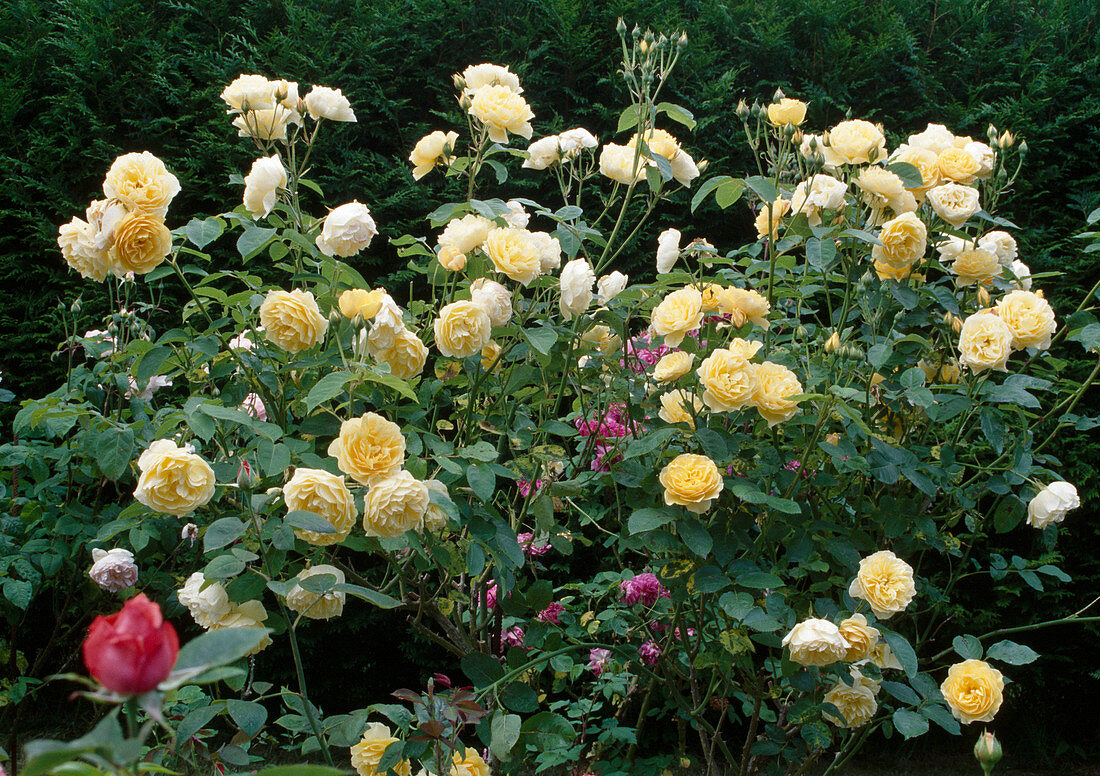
237 227 277 259
186 217 224 249
892 708 929 738
305 372 352 412
984 639 1040 665
204 518 248 552
952 634 983 660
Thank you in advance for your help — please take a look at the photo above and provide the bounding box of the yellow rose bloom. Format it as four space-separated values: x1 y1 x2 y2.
285 564 346 620
767 98 808 126
699 283 723 311
696 341 762 412
937 147 981 184
599 143 648 185
823 674 879 728
651 287 703 347
994 290 1056 350
350 723 411 776
628 128 681 160
856 167 917 217
941 659 1005 724
838 613 880 662
108 211 172 276
469 84 534 144
484 226 541 286
717 287 771 329
480 340 502 371
434 300 492 358
362 470 429 538
209 600 272 655
449 748 491 776
659 453 723 513
102 151 180 215
339 288 385 320
134 440 215 517
754 198 791 241
259 289 328 353
957 311 1014 372
892 145 940 198
409 130 459 180
827 119 887 165
422 479 452 532
327 412 406 485
653 351 694 383
948 247 999 287
872 212 927 268
750 361 803 426
927 183 980 228
873 258 917 282
658 389 702 429
848 550 916 619
781 618 848 667
58 216 111 282
377 329 428 379
283 468 357 546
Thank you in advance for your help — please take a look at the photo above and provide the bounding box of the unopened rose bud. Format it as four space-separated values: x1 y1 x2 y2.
433 672 452 689
825 332 841 353
998 130 1015 148
639 39 649 54
1018 139 1028 155
632 24 642 41
182 523 198 545
452 73 466 91
71 298 83 313
697 159 709 173
736 100 750 119
977 287 991 306
236 459 258 491
773 87 786 102
987 123 999 144
677 32 688 50
616 17 627 36
944 312 963 333
273 82 289 103
458 93 473 110
974 731 1002 775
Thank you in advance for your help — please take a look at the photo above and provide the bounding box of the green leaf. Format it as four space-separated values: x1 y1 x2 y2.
204 518 248 552
500 682 539 713
3 578 33 610
1068 322 1100 352
801 720 831 750
952 634 983 660
165 628 270 688
285 510 337 535
892 709 929 739
690 175 730 213
984 639 1040 665
678 519 713 557
744 176 778 203
886 162 923 189
204 553 245 580
736 571 782 589
305 372 352 412
490 711 522 760
227 699 267 738
176 704 219 743
617 104 642 133
186 217 224 249
335 583 401 609
525 325 558 355
521 711 575 751
921 703 961 735
623 427 676 459
656 101 697 130
714 178 746 209
461 653 504 689
95 426 134 481
627 508 674 534
467 463 496 503
882 631 918 678
237 227 277 259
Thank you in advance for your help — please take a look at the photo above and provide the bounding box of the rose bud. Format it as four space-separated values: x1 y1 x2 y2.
82 594 179 695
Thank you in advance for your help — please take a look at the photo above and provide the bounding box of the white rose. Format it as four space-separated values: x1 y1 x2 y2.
243 155 287 218
125 375 173 400
220 74 276 112
907 123 957 155
232 109 295 141
461 63 522 94
558 127 598 156
781 618 849 667
1009 259 1032 290
177 571 232 629
366 293 406 355
530 231 562 273
1027 481 1080 529
599 143 647 185
559 258 596 320
927 183 980 228
315 201 377 257
503 199 530 228
304 85 356 122
522 136 561 170
656 228 681 274
596 271 629 304
470 278 513 327
791 174 847 224
86 199 128 251
88 548 138 592
964 141 995 179
978 231 1018 266
670 149 700 186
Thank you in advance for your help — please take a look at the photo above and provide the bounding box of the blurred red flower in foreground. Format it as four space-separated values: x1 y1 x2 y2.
82 593 179 695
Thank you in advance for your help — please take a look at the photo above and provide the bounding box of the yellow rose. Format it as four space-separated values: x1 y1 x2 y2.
856 167 916 217
754 198 791 241
957 311 1014 372
58 216 111 282
872 212 927 268
948 247 999 287
377 329 428 379
108 211 172 276
650 287 703 348
134 440 216 517
848 550 916 619
422 479 452 532
469 84 534 144
434 300 492 358
599 143 648 185
102 151 180 215
717 287 771 329
941 659 1005 724
781 618 848 667
838 613 880 662
232 108 294 141
283 468 357 546
339 288 385 320
438 244 466 271
350 723 412 776
994 290 1056 349
873 258 917 282
870 641 904 671
286 564 346 620
628 128 681 160
327 412 406 485
259 289 328 353
209 600 272 655
658 389 703 429
767 98 808 126
409 130 459 180
362 470 429 538
937 147 981 184
481 340 502 371
580 325 621 355
750 361 803 426
891 145 940 197
927 183 980 228
823 674 879 728
653 351 694 383
827 119 887 165
304 85 356 122
449 748 491 776
659 453 723 513
484 226 541 286
460 63 522 95
696 341 762 412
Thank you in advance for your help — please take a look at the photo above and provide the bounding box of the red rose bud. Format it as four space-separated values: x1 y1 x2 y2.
432 672 452 689
82 594 179 695
236 459 258 491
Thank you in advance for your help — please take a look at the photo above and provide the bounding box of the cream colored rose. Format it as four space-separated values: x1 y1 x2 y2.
848 550 916 619
653 351 694 383
964 141 995 179
559 258 595 320
434 300 492 358
600 143 647 185
350 722 412 776
339 288 385 320
304 85 356 122
669 149 700 187
481 340 503 370
502 199 529 228
58 216 111 282
232 108 294 141
907 123 956 155
449 748 490 776
484 227 541 286
629 128 680 160
88 548 138 592
827 119 887 165
767 98 808 126
856 167 916 216
523 135 561 170
328 412 405 485
284 468 357 546
177 572 232 629
937 147 981 184
927 183 980 228
651 287 703 348
410 130 459 180
581 325 621 355
1009 259 1032 291
135 440 215 516
108 211 172 277
209 599 271 654
869 641 904 671
659 453 723 513
1027 481 1079 529
750 361 803 426
941 659 1005 724
891 144 940 197
558 127 598 155
781 618 848 667
978 230 1018 266
948 247 999 287
469 84 533 144
103 152 180 215
259 289 328 353
85 199 128 251
872 212 927 268
597 271 629 305
316 201 377 257
436 213 492 272
377 329 428 379
461 63 522 94
696 342 761 412
656 228 681 273
220 74 276 112
838 613 880 662
800 132 844 168
791 174 847 225
754 198 791 241
364 293 406 355
530 231 562 273
824 674 879 728
658 389 702 429
718 287 771 329
243 155 287 218
469 278 512 327
363 470 429 538
422 479 452 532
958 311 1014 372
286 565 346 620
995 290 1056 349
